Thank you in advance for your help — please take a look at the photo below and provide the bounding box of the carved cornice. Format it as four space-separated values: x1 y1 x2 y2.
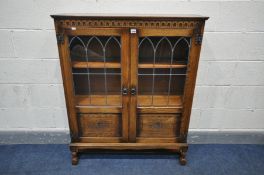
56 19 202 29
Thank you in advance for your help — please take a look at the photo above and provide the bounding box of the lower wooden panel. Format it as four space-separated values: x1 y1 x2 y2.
78 114 122 138
136 114 181 138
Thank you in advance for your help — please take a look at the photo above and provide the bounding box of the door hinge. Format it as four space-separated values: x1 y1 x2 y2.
194 22 203 45
56 33 64 44
195 34 203 45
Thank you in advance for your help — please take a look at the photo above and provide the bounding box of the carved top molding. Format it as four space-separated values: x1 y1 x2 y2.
56 19 204 29
51 13 209 20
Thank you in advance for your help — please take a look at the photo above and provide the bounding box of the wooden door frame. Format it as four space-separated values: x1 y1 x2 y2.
129 30 139 142
129 28 195 143
56 29 79 142
180 23 205 142
56 27 130 143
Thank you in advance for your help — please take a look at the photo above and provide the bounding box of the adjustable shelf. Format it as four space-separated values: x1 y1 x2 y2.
75 94 182 107
75 95 121 106
138 95 183 107
138 63 187 69
72 61 121 69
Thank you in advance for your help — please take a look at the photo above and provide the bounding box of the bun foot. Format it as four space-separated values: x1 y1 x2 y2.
179 149 187 165
71 151 79 165
179 157 187 165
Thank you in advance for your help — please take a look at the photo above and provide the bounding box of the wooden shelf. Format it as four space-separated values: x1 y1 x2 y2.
72 61 121 69
72 61 186 69
138 95 183 107
138 63 187 69
75 95 121 106
75 94 182 107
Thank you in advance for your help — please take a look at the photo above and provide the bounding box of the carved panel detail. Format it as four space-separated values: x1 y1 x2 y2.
136 114 181 138
79 114 121 137
57 19 201 29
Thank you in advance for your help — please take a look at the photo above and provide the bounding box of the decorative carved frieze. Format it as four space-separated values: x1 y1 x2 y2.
56 19 202 29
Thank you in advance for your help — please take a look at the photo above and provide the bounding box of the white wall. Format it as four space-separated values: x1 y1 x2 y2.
0 0 264 132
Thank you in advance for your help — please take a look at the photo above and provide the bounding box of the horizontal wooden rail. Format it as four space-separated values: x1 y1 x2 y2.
72 61 121 68
138 63 187 69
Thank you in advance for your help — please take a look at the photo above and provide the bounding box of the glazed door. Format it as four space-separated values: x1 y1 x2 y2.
130 28 192 142
63 28 130 143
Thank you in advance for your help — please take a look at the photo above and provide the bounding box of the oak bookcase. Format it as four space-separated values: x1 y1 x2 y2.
51 14 208 165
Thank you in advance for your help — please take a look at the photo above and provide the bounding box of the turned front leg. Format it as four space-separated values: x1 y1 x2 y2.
71 150 79 165
179 148 187 165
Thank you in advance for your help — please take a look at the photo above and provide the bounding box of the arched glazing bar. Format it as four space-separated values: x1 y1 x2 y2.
104 37 122 105
105 36 121 48
138 36 190 106
69 36 86 47
69 36 90 100
167 37 190 105
87 36 107 104
70 36 121 106
138 37 154 106
138 37 155 50
138 37 155 65
153 37 173 105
